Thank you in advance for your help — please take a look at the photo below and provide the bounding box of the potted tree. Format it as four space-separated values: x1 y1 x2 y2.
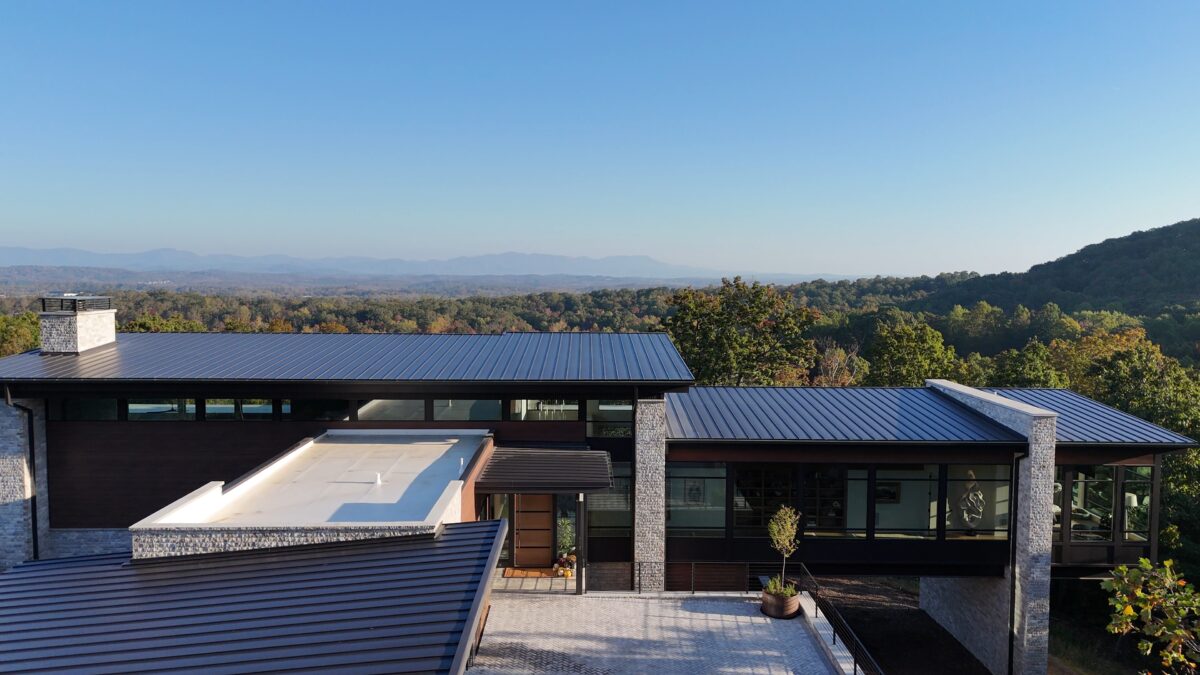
761 505 801 619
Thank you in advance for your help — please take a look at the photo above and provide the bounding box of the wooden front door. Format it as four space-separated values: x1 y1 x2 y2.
514 494 554 567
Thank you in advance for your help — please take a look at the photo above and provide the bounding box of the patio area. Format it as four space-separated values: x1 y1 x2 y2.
471 593 836 674
492 568 577 594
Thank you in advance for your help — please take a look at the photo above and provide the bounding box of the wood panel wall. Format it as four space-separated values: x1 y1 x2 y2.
46 420 584 528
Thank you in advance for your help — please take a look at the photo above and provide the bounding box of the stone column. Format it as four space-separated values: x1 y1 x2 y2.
0 402 34 570
634 398 667 592
921 380 1056 675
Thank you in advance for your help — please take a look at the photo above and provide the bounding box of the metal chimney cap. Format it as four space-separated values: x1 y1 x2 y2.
40 295 113 313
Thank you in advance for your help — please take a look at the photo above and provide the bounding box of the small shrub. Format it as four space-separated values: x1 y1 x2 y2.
1102 558 1200 672
766 575 798 598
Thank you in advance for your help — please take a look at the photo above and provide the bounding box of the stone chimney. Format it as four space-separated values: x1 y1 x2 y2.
39 294 117 355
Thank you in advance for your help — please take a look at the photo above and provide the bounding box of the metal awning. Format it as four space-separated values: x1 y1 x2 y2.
475 447 613 494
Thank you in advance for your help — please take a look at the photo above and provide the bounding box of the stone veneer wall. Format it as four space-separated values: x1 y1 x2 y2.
132 524 438 559
39 309 116 354
922 380 1057 675
634 398 667 592
0 402 33 570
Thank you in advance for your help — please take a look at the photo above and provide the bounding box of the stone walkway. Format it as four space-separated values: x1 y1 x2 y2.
471 594 836 674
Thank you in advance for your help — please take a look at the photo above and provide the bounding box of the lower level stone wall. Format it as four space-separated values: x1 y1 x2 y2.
132 524 438 558
43 529 132 559
920 575 1011 675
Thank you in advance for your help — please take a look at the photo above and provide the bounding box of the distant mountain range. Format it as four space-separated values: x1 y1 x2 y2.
0 246 852 282
0 247 857 296
909 217 1200 315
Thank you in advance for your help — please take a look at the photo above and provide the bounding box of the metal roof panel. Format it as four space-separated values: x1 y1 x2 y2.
0 332 694 384
0 520 504 674
666 386 1024 443
983 388 1195 445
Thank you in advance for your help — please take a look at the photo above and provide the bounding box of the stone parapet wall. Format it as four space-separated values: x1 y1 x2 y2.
634 398 667 592
132 524 438 559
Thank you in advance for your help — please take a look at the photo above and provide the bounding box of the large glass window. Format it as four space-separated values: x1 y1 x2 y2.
128 399 195 421
60 399 118 421
511 399 579 421
357 399 425 421
286 399 349 421
204 398 274 421
587 400 633 438
1122 466 1153 543
874 464 938 540
802 466 867 538
589 462 633 538
947 464 1011 540
240 399 275 420
433 399 501 421
1062 465 1114 542
666 462 726 538
733 464 794 537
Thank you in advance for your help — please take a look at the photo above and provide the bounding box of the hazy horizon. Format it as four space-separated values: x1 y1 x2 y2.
3 3 1199 276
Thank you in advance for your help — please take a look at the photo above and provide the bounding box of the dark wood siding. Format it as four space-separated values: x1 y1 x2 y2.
46 419 584 528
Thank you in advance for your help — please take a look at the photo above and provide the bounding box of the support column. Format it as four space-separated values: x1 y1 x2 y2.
577 493 587 595
0 400 35 570
634 398 666 592
922 380 1056 675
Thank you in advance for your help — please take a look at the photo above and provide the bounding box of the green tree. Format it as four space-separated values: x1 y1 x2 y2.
0 312 39 357
121 314 206 333
1088 341 1200 571
1103 558 1200 672
990 339 1069 387
812 338 869 386
950 352 995 387
767 505 800 597
666 277 818 386
864 318 958 386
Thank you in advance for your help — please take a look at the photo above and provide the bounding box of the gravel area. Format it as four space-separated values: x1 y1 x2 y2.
472 593 835 674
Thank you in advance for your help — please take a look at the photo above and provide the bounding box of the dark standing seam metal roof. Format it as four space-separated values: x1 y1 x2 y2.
665 386 1025 443
0 331 694 383
0 520 505 675
475 447 614 493
983 388 1196 445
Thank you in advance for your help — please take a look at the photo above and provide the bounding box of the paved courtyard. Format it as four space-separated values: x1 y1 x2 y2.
471 594 835 674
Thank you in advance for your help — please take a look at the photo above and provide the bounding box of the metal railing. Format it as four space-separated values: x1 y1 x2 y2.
789 563 885 675
632 561 751 593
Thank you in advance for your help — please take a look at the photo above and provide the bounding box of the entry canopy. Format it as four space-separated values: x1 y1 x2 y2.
475 447 614 494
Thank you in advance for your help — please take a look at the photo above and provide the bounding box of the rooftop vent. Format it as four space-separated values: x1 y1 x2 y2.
39 293 116 355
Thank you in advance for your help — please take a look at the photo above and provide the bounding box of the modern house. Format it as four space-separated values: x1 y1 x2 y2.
0 296 1192 675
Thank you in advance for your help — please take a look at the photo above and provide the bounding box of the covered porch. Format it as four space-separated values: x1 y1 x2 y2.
474 446 613 594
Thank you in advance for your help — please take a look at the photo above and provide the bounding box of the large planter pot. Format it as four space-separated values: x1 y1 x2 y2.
761 590 801 619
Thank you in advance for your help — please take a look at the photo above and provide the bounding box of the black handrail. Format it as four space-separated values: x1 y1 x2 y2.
789 563 885 675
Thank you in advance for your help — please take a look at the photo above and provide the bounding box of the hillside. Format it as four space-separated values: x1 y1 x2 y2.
911 218 1200 315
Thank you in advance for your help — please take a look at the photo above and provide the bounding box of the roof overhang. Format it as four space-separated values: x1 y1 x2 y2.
474 447 613 494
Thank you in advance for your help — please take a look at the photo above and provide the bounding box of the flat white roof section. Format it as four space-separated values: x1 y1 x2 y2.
133 429 489 531
214 431 483 525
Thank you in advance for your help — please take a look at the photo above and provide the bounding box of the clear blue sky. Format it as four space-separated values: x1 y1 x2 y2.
2 1 1198 276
